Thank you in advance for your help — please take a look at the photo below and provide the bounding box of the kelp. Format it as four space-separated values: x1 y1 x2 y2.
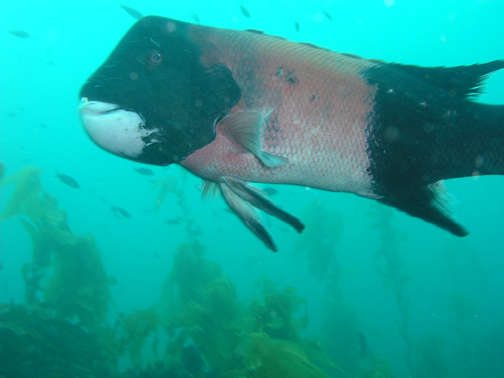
359 359 395 378
368 203 412 371
244 285 308 341
294 200 343 279
160 241 242 373
0 166 357 378
150 175 178 214
0 165 43 221
121 307 161 371
160 243 328 376
319 304 366 377
0 303 116 378
160 241 221 320
150 171 204 242
43 234 111 330
411 333 451 378
205 276 241 326
243 333 330 378
1 165 112 330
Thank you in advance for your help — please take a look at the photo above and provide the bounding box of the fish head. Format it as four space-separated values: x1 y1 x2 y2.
79 16 241 165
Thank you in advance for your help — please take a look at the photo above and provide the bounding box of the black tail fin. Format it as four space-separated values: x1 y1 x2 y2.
364 60 504 236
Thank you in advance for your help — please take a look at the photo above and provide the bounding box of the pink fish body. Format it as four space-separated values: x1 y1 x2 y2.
181 28 376 196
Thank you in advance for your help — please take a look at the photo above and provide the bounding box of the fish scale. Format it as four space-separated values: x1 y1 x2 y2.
182 28 377 196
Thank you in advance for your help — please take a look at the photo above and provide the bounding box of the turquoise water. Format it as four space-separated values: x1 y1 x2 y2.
1 1 503 377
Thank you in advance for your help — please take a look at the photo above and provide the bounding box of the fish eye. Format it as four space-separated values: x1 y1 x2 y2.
148 51 163 65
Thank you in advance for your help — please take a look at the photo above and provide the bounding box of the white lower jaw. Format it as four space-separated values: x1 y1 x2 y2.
79 99 158 159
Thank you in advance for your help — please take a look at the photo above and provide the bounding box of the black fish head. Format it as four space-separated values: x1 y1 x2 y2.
79 16 241 165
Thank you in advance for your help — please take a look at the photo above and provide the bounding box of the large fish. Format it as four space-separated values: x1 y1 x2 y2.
79 16 504 251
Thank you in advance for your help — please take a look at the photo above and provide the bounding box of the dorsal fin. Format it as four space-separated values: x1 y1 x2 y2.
388 60 504 99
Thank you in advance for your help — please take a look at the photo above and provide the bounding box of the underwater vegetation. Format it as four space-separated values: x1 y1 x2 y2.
411 333 451 378
358 360 395 378
0 303 116 378
368 204 413 370
244 279 308 341
367 204 477 378
0 165 44 222
0 166 112 330
319 304 367 378
120 307 161 371
0 165 119 376
0 166 398 378
294 200 343 280
243 332 330 378
150 172 203 240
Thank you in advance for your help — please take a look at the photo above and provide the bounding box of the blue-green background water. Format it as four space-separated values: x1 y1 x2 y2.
1 1 504 377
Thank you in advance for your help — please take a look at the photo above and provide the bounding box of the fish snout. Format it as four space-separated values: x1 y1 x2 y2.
79 98 156 160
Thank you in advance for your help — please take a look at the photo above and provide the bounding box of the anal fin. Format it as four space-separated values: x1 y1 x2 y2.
378 181 468 237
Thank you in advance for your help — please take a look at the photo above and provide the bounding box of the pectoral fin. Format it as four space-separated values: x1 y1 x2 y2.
221 111 288 168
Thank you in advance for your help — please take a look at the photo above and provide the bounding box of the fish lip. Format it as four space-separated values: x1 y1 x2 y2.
79 98 156 160
79 98 124 115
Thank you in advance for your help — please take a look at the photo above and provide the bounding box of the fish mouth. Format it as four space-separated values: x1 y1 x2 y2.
79 98 124 115
79 98 158 159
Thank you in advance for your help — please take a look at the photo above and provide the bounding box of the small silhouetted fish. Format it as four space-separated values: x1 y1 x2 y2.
39 123 47 128
56 172 80 188
120 4 143 20
111 205 131 219
262 187 278 196
240 3 251 17
134 167 155 176
187 225 203 236
358 331 369 358
183 344 208 376
117 208 131 218
189 12 200 23
323 9 333 20
135 251 146 257
8 30 30 38
165 217 182 225
295 21 300 32
177 331 211 375
6 112 16 117
118 209 131 219
153 252 159 258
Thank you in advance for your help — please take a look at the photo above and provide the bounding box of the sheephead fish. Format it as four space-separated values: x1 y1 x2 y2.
79 16 504 251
